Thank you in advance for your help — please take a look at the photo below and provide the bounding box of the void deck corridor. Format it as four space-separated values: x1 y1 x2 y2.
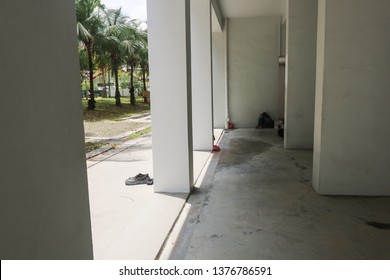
161 129 390 260
2 0 390 260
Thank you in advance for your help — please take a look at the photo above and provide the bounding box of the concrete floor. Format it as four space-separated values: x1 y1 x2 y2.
161 129 390 260
87 135 187 259
86 130 223 259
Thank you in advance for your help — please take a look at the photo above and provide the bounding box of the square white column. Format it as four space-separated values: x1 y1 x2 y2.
148 0 194 193
313 0 390 195
284 0 318 149
212 26 228 129
191 0 214 151
0 0 93 259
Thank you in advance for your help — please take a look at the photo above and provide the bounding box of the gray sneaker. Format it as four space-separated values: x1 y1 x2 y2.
125 173 150 185
146 178 154 185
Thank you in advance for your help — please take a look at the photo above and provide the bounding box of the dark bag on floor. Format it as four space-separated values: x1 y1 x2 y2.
258 112 274 128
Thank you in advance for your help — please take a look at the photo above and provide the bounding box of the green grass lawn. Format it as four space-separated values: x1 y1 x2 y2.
82 97 151 154
82 96 150 122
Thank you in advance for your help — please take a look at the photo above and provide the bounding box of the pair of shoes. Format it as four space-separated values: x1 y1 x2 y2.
146 178 154 185
125 173 150 185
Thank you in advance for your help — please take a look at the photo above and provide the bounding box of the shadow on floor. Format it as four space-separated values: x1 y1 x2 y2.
162 129 390 260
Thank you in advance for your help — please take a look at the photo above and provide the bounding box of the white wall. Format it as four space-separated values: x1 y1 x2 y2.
314 0 390 195
284 0 318 149
278 64 286 119
228 17 280 128
280 20 286 57
0 1 93 259
212 30 227 129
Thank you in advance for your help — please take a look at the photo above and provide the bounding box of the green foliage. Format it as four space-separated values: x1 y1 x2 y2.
120 80 130 89
75 0 149 109
76 0 106 109
118 69 129 87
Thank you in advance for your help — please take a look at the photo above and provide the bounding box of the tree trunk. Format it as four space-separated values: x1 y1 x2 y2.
108 69 111 98
130 64 135 106
100 67 106 97
86 43 95 110
114 66 121 106
142 68 147 91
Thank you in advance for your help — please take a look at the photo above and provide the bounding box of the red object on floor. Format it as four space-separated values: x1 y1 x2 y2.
213 145 221 152
228 121 235 129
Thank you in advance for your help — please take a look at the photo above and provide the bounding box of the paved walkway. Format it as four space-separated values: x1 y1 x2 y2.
86 123 223 259
85 113 152 141
85 113 152 159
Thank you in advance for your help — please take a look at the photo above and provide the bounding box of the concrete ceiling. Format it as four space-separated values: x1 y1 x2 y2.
218 0 287 19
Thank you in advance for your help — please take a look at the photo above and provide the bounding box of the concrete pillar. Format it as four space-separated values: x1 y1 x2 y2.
0 0 93 259
191 0 214 151
313 0 390 195
212 28 227 129
147 0 193 193
284 0 318 149
211 3 227 129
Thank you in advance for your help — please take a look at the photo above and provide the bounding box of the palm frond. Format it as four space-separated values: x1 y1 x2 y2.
77 22 93 43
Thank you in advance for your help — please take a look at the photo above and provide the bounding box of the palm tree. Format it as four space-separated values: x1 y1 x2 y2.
121 21 146 105
94 52 110 96
78 47 89 86
101 36 123 105
75 0 104 109
101 8 128 106
138 34 149 92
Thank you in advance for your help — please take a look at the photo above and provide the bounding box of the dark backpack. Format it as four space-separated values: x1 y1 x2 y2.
258 112 274 128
